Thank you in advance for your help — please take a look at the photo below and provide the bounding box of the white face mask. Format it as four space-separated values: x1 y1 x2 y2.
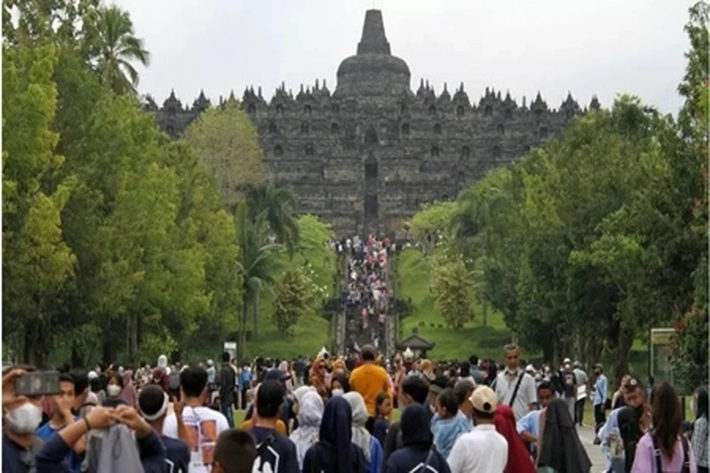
6 402 43 434
107 384 122 398
331 389 344 397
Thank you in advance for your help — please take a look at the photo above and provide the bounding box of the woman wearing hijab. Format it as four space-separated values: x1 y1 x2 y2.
493 405 536 473
309 356 329 400
343 392 383 473
120 369 137 408
290 391 324 471
386 403 450 473
537 398 591 473
303 397 367 473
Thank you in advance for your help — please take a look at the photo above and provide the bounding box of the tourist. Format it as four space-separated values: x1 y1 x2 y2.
309 356 329 400
382 376 430 471
248 380 299 473
303 397 367 473
213 429 257 473
239 364 253 409
138 384 190 472
219 352 236 428
373 392 392 447
458 361 478 389
163 366 230 473
35 373 83 472
240 384 288 435
432 388 470 459
493 404 536 473
101 371 127 408
453 379 475 428
592 363 608 444
630 382 696 472
494 344 537 421
572 361 588 427
447 386 508 473
617 378 651 472
559 358 577 423
516 380 556 460
599 379 639 473
612 375 631 410
344 392 384 473
536 398 591 473
329 372 350 397
289 391 324 471
691 387 708 473
349 345 391 419
386 404 451 473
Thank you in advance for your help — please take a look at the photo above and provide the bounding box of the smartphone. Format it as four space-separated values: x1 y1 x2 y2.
14 371 61 397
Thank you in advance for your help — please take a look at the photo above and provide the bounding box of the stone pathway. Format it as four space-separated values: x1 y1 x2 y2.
577 424 608 472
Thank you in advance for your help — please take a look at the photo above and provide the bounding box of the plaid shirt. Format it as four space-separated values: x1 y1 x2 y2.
692 415 709 468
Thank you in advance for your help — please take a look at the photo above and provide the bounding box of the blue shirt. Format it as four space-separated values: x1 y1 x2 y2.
36 420 81 472
516 409 541 438
240 370 253 389
594 374 608 406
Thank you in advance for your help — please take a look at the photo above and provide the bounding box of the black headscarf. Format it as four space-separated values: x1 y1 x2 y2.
538 398 592 473
401 404 433 449
308 397 366 473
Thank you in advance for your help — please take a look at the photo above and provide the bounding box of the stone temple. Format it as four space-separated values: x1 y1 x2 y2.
147 9 599 237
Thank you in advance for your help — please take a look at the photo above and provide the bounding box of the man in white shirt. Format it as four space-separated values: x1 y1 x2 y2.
447 386 508 473
494 344 537 421
163 366 230 473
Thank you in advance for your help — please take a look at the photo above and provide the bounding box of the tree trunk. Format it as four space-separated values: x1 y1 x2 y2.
482 301 488 328
129 313 138 368
614 326 635 382
102 318 113 364
238 302 248 359
253 293 259 335
71 340 83 369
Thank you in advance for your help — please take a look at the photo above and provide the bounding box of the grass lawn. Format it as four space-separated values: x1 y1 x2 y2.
241 251 335 359
395 247 652 378
395 247 513 361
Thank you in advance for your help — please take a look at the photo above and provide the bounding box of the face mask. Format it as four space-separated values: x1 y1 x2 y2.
331 389 344 397
107 385 122 398
6 403 43 434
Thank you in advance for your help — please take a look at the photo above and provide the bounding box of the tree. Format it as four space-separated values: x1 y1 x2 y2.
183 101 267 210
430 260 475 328
296 214 335 264
84 5 149 95
2 42 77 365
244 181 299 256
671 0 708 389
273 268 311 336
406 201 457 255
235 201 281 354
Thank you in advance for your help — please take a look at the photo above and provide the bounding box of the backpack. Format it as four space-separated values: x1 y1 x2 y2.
650 433 690 473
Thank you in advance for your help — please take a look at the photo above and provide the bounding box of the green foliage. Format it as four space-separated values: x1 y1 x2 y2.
406 201 457 255
83 5 149 95
183 102 267 210
273 268 311 336
430 260 475 328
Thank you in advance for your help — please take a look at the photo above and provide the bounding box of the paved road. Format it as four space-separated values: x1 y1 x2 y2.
577 425 608 473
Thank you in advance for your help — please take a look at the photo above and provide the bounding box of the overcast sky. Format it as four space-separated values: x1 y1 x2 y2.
112 0 694 114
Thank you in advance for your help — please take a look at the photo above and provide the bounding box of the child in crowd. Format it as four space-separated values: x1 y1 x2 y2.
432 388 471 459
373 392 392 446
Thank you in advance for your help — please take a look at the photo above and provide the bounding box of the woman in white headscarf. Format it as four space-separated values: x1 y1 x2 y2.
343 392 383 473
290 391 324 471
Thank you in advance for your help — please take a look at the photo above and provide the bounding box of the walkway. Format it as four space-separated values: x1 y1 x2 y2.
577 424 608 473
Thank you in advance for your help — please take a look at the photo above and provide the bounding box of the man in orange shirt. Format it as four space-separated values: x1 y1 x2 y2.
349 345 391 418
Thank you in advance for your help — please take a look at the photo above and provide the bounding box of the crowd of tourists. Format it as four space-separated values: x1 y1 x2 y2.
2 342 708 473
337 235 393 352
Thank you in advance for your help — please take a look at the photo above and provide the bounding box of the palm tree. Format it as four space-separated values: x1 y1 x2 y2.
235 202 281 353
244 181 299 256
86 5 149 95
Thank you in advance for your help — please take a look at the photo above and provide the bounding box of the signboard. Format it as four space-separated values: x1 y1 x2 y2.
223 341 237 361
649 328 676 386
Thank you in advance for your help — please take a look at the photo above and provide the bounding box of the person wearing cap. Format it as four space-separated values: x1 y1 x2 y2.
559 359 577 424
138 384 190 473
494 344 537 422
349 345 392 419
616 379 650 473
592 363 608 438
447 386 508 473
599 377 646 473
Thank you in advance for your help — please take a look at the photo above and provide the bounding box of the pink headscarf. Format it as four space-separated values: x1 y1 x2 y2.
120 370 137 408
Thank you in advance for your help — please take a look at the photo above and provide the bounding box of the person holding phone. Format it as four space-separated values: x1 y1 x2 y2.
2 366 47 473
